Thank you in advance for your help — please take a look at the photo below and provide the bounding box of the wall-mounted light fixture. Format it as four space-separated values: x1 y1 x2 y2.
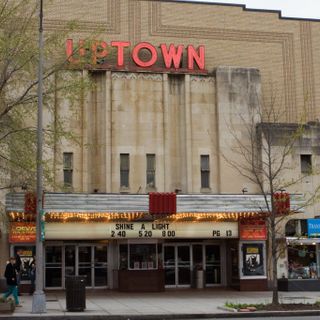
242 187 248 194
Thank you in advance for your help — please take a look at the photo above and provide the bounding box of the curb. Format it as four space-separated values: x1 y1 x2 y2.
1 310 320 320
217 306 237 312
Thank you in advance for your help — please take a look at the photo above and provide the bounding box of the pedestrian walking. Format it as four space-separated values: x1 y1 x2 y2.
15 249 22 296
1 257 22 307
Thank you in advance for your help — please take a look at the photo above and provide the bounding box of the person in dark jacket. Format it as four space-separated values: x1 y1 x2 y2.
15 250 22 296
1 257 21 306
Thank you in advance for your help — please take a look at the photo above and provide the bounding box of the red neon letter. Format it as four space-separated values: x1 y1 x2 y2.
111 41 130 67
132 42 157 68
66 39 86 63
187 45 205 70
160 44 184 69
91 41 108 65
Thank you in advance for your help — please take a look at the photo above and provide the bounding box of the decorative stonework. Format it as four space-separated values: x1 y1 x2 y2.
300 21 316 120
129 0 142 44
149 2 297 122
191 76 215 83
45 0 120 34
111 72 163 81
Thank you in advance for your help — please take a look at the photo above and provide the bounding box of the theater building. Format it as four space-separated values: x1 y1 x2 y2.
2 0 320 292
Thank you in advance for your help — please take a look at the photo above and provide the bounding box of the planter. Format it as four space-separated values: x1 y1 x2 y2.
278 278 320 291
0 299 15 313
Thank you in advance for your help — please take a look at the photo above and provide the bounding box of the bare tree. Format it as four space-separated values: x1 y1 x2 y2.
224 87 320 305
0 0 95 239
0 0 91 193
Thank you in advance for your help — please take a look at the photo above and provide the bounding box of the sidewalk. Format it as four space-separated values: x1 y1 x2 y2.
1 289 320 319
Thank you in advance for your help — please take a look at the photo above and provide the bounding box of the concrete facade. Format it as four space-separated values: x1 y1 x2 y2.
54 68 262 195
38 0 320 195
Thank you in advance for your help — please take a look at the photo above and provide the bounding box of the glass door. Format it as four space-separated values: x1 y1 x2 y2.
65 245 76 277
164 245 175 285
177 245 191 285
205 244 221 285
163 244 191 287
45 243 108 289
78 246 93 287
45 246 62 288
94 245 108 287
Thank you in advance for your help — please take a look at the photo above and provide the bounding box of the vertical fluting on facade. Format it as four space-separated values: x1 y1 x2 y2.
184 74 193 193
105 71 113 193
162 73 170 192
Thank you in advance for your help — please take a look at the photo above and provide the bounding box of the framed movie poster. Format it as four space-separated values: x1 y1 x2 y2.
13 245 36 281
242 243 264 276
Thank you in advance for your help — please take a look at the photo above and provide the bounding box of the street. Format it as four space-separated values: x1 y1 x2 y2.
190 317 320 320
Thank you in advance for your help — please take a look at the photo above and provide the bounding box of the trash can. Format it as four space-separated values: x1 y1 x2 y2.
65 275 86 312
195 270 204 289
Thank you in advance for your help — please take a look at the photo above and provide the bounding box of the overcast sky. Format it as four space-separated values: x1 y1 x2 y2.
179 0 320 20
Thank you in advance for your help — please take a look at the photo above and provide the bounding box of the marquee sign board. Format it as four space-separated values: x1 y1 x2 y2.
45 221 238 240
9 222 36 243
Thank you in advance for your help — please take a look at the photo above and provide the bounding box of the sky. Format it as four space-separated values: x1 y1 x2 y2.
179 0 320 20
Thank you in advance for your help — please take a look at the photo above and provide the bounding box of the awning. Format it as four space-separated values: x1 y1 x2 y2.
286 237 320 245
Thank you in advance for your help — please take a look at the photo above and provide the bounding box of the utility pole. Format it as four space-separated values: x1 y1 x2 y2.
32 0 46 313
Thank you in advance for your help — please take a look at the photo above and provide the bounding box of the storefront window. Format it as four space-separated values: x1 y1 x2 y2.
288 245 317 279
119 243 158 270
129 244 157 270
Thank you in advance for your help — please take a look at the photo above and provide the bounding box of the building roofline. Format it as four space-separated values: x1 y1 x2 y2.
159 0 320 23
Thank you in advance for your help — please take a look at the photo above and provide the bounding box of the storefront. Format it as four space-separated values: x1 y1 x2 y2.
279 218 320 291
8 222 36 294
5 192 281 291
41 240 230 291
44 219 240 291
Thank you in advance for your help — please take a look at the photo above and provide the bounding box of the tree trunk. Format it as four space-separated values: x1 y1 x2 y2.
271 213 279 305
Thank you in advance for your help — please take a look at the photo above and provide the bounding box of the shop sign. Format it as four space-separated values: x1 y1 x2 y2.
45 221 238 240
66 39 206 73
239 219 267 240
273 192 290 215
9 222 36 243
307 219 320 237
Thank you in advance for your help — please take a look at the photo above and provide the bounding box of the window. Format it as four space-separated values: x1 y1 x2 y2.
285 219 308 237
63 152 73 188
288 245 317 279
146 154 156 188
118 243 158 270
200 155 210 189
120 154 129 188
300 154 312 174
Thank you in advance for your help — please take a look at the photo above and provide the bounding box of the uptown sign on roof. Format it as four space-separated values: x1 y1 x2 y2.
66 39 206 73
